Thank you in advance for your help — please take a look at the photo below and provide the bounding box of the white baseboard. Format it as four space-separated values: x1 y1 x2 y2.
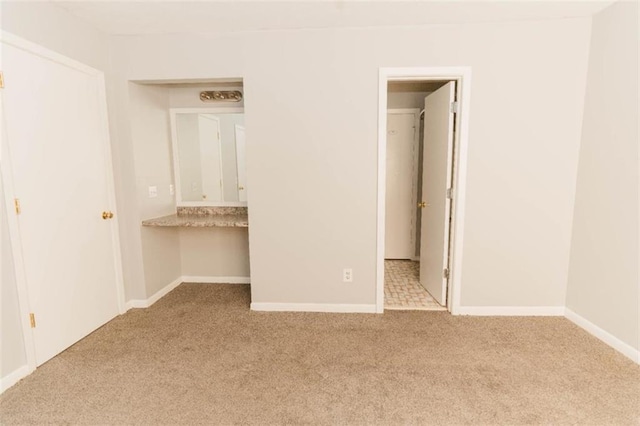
125 299 149 310
147 276 183 306
125 276 251 311
182 276 250 284
125 276 183 310
250 302 377 313
456 306 566 316
1 365 30 394
565 308 639 364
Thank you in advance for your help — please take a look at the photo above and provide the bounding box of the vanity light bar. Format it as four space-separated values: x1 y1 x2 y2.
200 90 243 102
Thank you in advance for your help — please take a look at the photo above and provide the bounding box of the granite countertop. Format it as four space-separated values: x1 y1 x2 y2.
142 213 248 228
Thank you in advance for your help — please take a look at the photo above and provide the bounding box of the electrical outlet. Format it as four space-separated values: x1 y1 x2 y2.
343 268 353 283
169 184 175 196
148 186 158 198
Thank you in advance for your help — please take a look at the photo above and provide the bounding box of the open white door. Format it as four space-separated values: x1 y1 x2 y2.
419 82 456 305
235 125 247 202
2 40 121 366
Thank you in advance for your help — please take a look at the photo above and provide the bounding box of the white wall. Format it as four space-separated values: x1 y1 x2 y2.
1 180 27 380
128 83 182 297
180 228 250 277
566 1 639 351
110 16 592 307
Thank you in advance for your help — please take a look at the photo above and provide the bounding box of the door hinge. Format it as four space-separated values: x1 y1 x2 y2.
443 268 450 279
450 101 459 114
446 188 453 199
29 313 36 328
14 198 21 215
0 71 4 89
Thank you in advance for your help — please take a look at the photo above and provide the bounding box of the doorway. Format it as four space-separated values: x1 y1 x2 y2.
377 67 472 314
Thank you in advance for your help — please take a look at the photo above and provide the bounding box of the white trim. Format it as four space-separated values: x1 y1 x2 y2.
456 306 566 316
0 32 102 76
0 100 38 374
96 73 127 315
0 365 30 394
250 303 377 313
169 107 246 208
125 299 149 310
125 276 183 310
565 308 640 364
182 276 251 284
378 67 472 315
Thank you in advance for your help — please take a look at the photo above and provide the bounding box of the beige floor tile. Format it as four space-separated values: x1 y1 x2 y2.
384 259 446 311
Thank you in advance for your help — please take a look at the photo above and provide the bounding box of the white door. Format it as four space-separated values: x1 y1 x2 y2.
419 82 456 305
235 125 247 202
198 114 223 201
2 41 121 366
385 112 416 259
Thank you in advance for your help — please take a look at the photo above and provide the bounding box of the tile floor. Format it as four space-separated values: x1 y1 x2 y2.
384 259 446 310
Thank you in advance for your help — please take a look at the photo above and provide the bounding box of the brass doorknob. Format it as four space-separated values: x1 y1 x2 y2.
418 201 427 208
102 211 114 220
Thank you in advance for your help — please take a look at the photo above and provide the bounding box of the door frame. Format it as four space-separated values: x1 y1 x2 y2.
0 31 126 375
386 108 421 260
377 67 472 314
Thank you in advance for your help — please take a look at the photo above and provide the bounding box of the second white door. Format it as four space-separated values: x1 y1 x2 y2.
419 82 456 306
385 111 418 259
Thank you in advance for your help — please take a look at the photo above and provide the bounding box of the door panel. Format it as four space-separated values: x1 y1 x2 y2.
385 113 416 259
2 42 120 365
235 125 247 202
419 82 456 305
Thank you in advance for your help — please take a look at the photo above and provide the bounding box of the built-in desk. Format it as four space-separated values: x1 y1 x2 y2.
142 207 248 228
141 206 250 281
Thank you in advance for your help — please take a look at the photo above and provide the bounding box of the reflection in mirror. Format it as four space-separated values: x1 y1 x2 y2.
171 108 246 205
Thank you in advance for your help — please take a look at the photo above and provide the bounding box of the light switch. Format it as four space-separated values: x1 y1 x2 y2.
148 186 158 198
169 184 175 196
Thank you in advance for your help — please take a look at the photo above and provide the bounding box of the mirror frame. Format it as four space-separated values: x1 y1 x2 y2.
169 107 246 207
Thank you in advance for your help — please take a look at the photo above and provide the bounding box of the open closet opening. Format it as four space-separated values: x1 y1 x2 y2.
130 78 251 305
378 68 471 314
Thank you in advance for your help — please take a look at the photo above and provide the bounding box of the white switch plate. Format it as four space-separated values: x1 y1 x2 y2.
148 186 158 198
169 184 175 195
343 268 353 283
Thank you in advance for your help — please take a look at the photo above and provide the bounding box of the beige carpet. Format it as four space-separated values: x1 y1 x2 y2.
1 284 639 425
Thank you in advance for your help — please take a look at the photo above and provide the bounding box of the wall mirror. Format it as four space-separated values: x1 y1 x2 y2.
170 108 246 206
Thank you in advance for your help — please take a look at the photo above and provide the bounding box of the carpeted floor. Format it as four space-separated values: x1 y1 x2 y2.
1 284 639 425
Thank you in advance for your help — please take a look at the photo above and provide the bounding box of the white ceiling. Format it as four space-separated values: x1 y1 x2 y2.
50 1 615 36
